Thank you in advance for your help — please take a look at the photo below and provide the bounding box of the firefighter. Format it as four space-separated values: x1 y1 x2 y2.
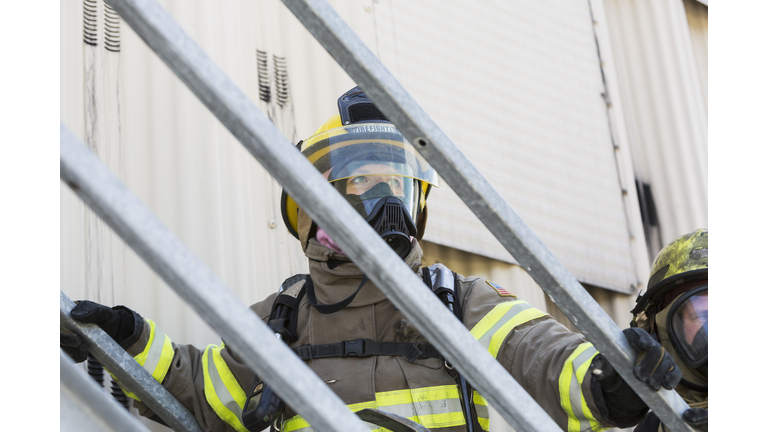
630 229 708 432
61 87 682 432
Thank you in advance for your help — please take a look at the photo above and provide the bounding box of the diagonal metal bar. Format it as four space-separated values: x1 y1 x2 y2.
60 291 203 432
279 0 694 430
61 349 151 432
60 124 370 432
102 0 562 430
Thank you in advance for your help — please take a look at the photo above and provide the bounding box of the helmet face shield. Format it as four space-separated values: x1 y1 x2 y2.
301 123 439 189
667 285 708 368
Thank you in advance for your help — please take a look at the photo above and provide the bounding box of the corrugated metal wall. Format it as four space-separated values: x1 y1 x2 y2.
602 0 708 259
60 0 705 431
368 0 647 295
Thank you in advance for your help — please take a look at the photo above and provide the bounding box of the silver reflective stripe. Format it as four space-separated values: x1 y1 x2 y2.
474 401 489 420
561 343 600 432
284 385 467 431
203 345 247 431
379 398 463 423
475 302 534 350
141 323 169 377
427 263 455 291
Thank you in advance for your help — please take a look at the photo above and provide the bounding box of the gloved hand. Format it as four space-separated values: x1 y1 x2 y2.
589 328 683 428
60 325 88 363
60 301 144 363
623 327 682 391
683 408 707 431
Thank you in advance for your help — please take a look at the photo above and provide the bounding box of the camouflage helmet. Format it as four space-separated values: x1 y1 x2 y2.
632 229 708 317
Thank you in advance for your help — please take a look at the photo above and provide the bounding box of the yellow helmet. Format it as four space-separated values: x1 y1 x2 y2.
280 87 439 251
632 228 708 317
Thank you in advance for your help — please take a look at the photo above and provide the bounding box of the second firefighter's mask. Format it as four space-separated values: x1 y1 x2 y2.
301 122 437 258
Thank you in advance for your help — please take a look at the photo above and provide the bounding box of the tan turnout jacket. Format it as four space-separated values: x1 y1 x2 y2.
124 239 612 432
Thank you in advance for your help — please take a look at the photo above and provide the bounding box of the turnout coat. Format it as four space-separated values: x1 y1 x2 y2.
124 239 612 432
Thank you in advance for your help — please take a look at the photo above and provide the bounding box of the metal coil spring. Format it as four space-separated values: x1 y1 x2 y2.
257 50 271 103
111 380 130 410
86 352 104 386
274 55 290 107
104 0 121 52
83 0 98 46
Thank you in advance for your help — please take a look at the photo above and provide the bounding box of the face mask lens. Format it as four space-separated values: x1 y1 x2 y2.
669 288 708 367
334 173 417 220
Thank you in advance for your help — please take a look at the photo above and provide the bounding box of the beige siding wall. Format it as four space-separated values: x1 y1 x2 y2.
60 0 703 431
602 0 708 259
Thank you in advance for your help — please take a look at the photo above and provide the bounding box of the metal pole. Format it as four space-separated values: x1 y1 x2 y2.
278 0 694 430
61 291 204 432
61 350 151 432
60 124 370 432
101 0 562 430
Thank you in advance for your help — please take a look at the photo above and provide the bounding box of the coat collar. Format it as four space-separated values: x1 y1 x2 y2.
304 237 423 307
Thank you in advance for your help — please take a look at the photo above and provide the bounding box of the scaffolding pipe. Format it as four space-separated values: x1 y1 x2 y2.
278 0 694 430
60 291 204 432
60 124 371 432
61 350 151 432
101 0 563 430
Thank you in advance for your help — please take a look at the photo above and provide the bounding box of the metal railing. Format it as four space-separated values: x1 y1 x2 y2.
58 0 694 430
60 290 203 432
60 124 370 432
61 349 150 432
276 1 693 430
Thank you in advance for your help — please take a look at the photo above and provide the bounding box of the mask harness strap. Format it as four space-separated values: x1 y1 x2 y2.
305 273 370 315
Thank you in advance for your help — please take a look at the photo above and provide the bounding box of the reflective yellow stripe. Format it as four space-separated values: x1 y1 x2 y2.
472 391 490 431
134 319 174 383
110 319 175 401
470 300 547 357
558 343 605 432
283 385 467 431
202 344 249 432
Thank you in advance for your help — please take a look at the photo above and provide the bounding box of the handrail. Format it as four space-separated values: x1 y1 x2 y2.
61 290 204 432
61 349 151 432
277 0 694 430
60 124 371 432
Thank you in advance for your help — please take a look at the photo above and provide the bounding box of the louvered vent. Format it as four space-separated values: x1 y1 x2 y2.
83 0 98 46
104 1 121 52
274 55 290 107
256 50 271 103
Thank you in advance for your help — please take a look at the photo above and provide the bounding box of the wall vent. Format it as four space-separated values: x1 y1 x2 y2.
104 1 121 52
83 0 98 46
256 50 271 103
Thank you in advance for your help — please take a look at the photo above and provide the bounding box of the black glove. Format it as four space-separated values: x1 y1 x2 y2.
624 327 682 391
589 328 683 428
69 300 144 346
590 354 648 428
60 325 88 363
683 408 707 431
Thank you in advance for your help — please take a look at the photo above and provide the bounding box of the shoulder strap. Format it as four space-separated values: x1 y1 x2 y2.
422 263 463 321
268 274 309 343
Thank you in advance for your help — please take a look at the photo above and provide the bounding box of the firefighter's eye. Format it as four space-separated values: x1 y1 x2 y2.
350 176 369 184
387 178 401 188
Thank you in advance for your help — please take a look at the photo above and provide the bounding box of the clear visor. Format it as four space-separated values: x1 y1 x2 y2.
668 286 708 368
300 123 439 188
332 167 419 220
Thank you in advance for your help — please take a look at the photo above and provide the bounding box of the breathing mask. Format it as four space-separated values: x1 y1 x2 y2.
666 284 708 371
